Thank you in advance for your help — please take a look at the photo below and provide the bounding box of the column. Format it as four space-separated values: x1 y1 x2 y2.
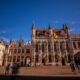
68 40 74 61
50 39 54 64
31 41 36 66
46 41 49 64
11 55 13 66
5 54 8 66
38 41 42 65
57 41 61 65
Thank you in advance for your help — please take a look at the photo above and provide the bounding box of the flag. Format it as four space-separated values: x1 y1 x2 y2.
54 33 58 38
36 29 39 34
55 35 58 38
53 30 55 34
59 30 62 34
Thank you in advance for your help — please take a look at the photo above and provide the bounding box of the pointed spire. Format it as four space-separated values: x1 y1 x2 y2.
20 35 22 40
65 24 68 29
63 24 65 30
32 21 35 29
48 24 52 29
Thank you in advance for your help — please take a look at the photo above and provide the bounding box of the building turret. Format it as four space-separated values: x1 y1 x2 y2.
48 24 52 29
48 24 53 36
65 24 70 34
32 23 36 41
9 39 13 45
65 24 70 39
63 24 65 30
32 22 35 29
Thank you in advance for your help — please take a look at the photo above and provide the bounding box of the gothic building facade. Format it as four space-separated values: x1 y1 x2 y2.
5 36 31 66
4 23 80 67
31 23 80 66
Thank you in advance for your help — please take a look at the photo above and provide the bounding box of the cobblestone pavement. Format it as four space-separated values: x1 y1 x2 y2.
0 65 80 77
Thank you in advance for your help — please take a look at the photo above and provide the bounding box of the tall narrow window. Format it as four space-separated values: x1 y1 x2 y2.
78 42 80 48
18 49 21 53
22 49 24 53
17 56 20 62
66 42 69 52
8 56 12 62
48 44 51 52
19 43 21 47
60 42 63 52
49 55 52 62
35 44 38 52
42 44 44 52
13 56 16 62
73 42 76 49
54 42 56 52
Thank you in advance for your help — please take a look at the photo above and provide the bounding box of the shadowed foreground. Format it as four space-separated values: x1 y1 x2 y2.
0 75 80 80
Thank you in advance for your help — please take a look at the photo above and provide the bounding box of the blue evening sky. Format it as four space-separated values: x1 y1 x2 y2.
0 0 80 44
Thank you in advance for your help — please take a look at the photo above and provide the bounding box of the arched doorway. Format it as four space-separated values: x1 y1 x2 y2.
74 52 80 65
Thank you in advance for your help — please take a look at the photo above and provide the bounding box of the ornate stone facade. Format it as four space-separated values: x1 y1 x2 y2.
31 23 80 66
4 23 80 67
5 36 31 66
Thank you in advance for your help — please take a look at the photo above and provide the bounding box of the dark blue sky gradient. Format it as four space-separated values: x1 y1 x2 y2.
0 0 80 44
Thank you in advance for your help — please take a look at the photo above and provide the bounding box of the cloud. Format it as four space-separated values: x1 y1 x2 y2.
0 30 8 34
0 36 9 43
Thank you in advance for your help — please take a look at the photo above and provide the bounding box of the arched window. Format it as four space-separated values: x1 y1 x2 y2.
19 43 21 47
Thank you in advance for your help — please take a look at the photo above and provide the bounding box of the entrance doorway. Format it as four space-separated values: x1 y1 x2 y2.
62 58 66 66
74 52 80 65
42 58 46 65
21 61 23 66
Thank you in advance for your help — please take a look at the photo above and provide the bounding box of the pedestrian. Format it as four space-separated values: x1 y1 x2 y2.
5 63 10 75
11 63 17 75
77 64 80 73
70 61 76 73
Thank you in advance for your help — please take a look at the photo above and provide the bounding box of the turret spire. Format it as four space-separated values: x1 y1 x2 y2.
32 21 35 29
48 24 52 29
